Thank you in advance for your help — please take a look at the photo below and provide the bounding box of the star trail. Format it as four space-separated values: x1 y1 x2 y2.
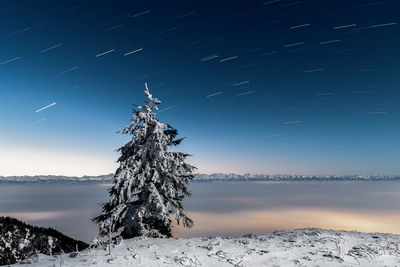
0 0 399 176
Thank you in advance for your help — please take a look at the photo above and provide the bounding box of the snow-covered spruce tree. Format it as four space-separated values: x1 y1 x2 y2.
93 83 195 239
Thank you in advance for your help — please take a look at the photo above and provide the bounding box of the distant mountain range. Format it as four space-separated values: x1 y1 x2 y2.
0 174 114 184
0 173 399 184
195 173 400 181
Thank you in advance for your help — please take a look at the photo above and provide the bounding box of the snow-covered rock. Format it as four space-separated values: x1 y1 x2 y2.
12 228 400 266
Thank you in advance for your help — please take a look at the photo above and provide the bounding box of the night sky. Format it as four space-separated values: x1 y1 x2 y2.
1 0 399 176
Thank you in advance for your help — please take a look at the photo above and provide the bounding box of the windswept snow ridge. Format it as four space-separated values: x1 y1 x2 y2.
13 228 400 266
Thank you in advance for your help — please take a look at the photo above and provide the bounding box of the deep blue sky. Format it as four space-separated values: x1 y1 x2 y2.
0 0 399 176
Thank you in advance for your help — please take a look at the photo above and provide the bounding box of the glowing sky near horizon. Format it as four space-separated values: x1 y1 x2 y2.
0 0 399 176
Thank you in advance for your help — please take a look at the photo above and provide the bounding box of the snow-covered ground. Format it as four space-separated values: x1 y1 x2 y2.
14 228 400 267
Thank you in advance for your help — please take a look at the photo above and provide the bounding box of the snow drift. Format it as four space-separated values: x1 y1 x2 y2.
12 228 400 266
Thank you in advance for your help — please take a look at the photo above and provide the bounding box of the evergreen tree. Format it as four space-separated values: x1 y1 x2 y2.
93 83 195 238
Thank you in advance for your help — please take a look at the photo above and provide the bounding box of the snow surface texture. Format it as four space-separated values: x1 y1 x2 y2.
14 228 400 266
